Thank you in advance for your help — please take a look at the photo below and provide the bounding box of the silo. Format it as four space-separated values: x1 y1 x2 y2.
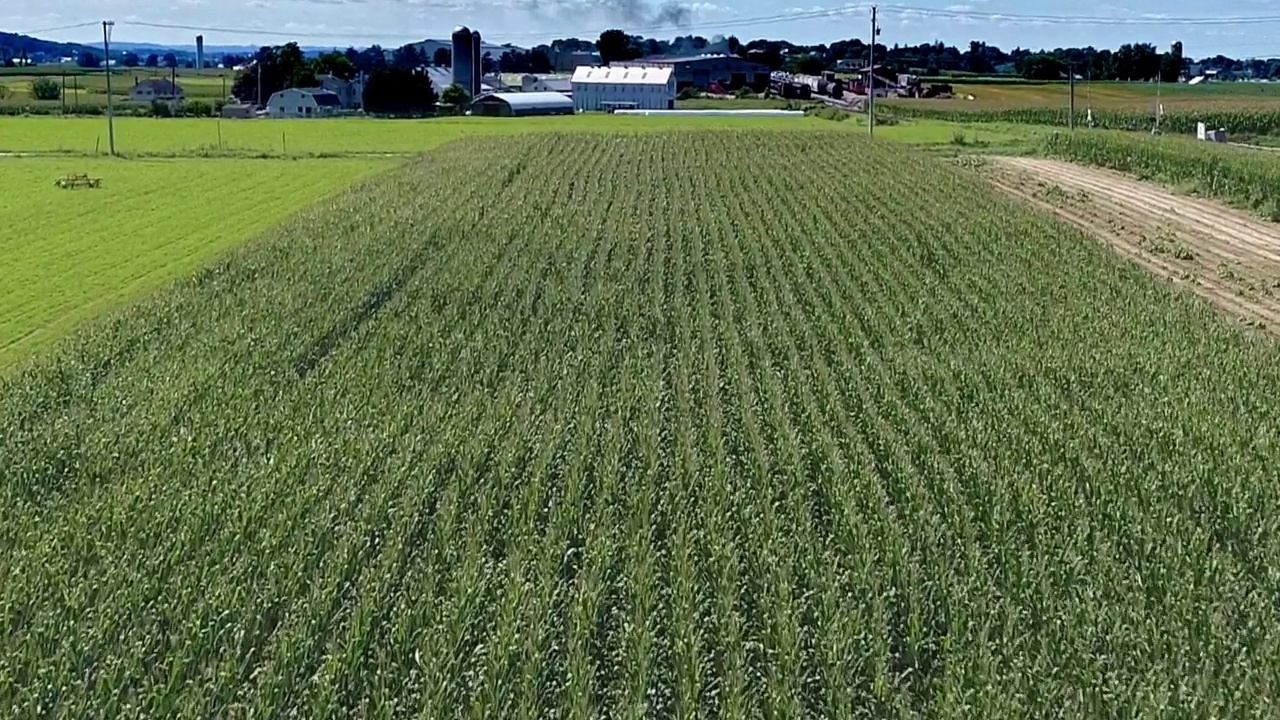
451 26 473 96
195 35 204 70
470 29 482 97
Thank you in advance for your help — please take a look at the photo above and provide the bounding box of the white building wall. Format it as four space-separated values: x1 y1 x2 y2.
267 89 320 118
571 78 675 111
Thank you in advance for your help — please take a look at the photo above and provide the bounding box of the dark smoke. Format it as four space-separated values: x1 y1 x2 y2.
523 0 694 29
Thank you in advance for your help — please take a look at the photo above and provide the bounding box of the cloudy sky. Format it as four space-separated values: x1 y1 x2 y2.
8 0 1280 56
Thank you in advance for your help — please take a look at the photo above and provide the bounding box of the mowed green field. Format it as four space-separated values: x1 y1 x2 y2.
0 67 234 108
0 114 833 156
0 156 386 368
4 131 1280 717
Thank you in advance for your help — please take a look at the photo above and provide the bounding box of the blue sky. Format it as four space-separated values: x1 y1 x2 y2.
8 0 1280 57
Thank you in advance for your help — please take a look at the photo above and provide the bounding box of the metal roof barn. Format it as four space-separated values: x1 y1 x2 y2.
570 66 676 112
471 91 574 117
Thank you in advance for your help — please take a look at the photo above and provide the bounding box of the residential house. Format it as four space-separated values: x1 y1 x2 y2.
266 88 344 118
129 78 184 103
317 74 365 109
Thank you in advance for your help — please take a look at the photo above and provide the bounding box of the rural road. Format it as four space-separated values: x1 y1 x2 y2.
984 156 1280 333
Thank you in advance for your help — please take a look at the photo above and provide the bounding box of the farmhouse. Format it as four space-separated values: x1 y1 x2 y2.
129 78 184 103
266 88 344 118
571 66 675 112
316 74 364 109
616 54 770 91
471 91 573 117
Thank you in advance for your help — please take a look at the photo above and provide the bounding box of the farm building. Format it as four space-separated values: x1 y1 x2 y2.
220 103 256 119
266 88 343 118
129 78 184 103
570 66 675 112
425 67 495 97
470 91 573 117
554 49 601 72
317 74 364 109
615 54 770 91
521 74 573 94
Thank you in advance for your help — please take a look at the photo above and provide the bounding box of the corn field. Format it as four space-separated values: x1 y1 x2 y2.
4 131 1280 718
887 104 1280 135
1042 130 1280 220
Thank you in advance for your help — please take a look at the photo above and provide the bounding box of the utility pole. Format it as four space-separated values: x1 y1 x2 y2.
102 20 115 156
257 49 263 108
868 5 878 136
1154 69 1162 133
1068 63 1075 130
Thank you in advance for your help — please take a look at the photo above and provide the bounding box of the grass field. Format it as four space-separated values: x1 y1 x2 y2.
0 156 385 368
0 67 233 109
0 114 840 156
4 130 1280 716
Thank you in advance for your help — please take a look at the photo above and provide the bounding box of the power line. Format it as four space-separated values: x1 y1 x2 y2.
20 5 1280 48
11 21 102 36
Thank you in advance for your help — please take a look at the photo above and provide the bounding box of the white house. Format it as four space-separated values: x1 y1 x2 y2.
570 66 675 112
317 74 364 109
129 78 184 103
266 88 344 118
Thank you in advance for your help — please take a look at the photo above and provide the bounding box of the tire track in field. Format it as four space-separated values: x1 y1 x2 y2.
982 156 1280 334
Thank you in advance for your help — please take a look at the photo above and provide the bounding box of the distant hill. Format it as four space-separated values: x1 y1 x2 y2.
0 31 99 60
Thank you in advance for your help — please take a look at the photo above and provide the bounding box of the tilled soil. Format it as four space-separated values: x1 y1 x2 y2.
982 155 1280 334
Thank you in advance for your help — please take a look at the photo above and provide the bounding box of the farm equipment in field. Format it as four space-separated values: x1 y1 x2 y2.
55 173 102 189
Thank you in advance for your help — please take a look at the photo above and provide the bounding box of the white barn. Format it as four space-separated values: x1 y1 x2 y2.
570 66 675 112
265 88 343 118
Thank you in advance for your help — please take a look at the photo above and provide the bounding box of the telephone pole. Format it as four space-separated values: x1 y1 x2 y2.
102 20 116 156
868 5 878 136
1068 63 1075 130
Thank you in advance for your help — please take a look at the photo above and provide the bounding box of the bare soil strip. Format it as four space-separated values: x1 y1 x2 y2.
982 156 1280 334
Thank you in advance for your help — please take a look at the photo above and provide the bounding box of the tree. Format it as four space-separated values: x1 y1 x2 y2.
787 54 827 75
30 77 60 100
1015 53 1064 80
965 40 993 74
440 82 470 109
727 35 742 56
77 51 101 68
363 68 437 115
314 51 357 80
597 29 641 65
231 43 316 103
163 52 178 68
433 47 451 67
481 52 496 75
391 44 422 70
1160 40 1184 83
145 53 160 68
122 52 140 67
221 54 247 69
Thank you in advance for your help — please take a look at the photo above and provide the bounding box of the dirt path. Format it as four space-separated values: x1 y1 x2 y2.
982 156 1280 334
